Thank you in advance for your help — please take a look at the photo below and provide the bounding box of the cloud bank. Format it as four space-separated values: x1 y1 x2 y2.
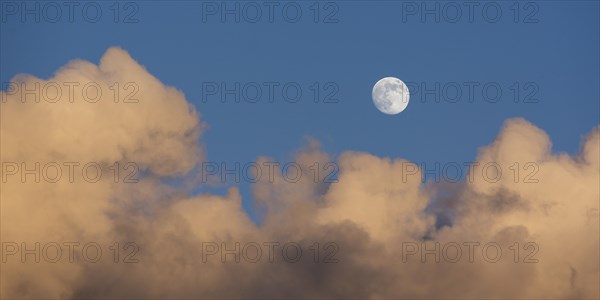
1 47 598 299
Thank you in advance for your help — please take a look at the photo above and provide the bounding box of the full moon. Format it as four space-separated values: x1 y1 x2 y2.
372 77 410 115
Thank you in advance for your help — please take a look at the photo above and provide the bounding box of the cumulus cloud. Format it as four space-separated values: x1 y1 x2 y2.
1 47 598 299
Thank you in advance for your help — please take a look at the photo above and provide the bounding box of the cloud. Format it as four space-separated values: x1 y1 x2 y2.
1 47 598 299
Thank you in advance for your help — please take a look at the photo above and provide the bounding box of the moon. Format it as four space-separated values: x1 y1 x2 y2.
372 77 410 115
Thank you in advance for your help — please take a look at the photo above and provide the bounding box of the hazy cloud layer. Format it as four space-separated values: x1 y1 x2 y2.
1 48 598 299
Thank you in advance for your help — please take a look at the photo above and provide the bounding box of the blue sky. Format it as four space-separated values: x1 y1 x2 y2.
2 1 599 221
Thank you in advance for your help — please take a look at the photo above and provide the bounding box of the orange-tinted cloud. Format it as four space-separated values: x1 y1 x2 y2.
1 48 598 299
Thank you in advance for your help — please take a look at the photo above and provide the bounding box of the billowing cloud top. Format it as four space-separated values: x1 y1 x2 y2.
1 47 598 299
